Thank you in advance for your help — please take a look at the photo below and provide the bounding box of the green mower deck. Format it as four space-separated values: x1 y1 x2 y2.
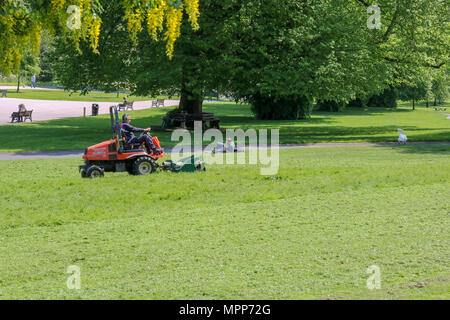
162 155 206 173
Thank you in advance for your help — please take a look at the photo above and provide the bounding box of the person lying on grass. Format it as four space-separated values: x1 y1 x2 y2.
213 138 236 153
121 114 163 154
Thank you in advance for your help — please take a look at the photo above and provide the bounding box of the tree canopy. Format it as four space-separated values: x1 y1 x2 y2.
228 0 448 106
51 0 234 113
46 0 448 117
0 0 200 75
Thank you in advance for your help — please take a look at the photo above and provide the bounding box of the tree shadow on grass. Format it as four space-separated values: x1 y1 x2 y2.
0 117 112 152
313 107 415 117
209 105 418 128
0 111 183 152
0 102 448 152
376 144 450 156
274 125 449 144
1 117 447 152
221 116 338 126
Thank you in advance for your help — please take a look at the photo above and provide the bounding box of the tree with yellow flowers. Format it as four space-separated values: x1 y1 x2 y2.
41 0 450 118
50 0 235 114
0 0 199 75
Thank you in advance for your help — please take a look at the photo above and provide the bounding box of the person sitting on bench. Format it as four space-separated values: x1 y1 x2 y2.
118 97 128 110
121 114 163 154
18 104 27 122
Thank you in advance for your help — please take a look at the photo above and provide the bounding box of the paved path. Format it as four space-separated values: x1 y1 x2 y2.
0 85 180 123
269 141 450 149
0 85 61 91
0 150 86 160
0 97 179 123
1 141 448 161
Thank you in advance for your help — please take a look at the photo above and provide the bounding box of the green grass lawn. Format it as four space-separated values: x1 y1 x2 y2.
0 79 19 86
0 146 448 299
0 103 449 152
1 89 175 102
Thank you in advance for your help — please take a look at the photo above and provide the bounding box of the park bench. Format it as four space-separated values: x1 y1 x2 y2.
11 110 33 123
118 101 134 112
0 89 7 97
186 113 221 129
152 99 165 108
126 101 134 110
162 112 220 130
162 113 187 129
434 107 447 111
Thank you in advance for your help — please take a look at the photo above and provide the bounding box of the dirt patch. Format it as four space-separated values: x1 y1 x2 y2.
403 277 449 290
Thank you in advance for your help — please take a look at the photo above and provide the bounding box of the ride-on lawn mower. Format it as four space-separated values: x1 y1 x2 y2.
79 106 166 178
80 106 206 178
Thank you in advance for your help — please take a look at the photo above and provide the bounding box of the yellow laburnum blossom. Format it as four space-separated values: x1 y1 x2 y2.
0 0 200 74
184 0 200 30
51 0 67 12
88 17 102 53
0 1 42 74
125 8 144 43
124 0 200 59
147 5 166 40
164 6 183 59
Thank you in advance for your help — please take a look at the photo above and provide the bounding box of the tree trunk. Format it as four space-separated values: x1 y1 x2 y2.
434 97 437 106
412 98 415 110
426 100 429 108
178 50 203 114
179 90 203 114
16 76 20 93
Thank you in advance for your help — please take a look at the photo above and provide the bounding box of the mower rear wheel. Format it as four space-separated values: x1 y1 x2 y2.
133 157 156 176
86 165 104 179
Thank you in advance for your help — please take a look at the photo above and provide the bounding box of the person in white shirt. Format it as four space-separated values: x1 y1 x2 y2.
213 138 235 153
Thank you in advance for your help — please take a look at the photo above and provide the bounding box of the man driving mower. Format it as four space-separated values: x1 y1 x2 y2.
121 114 163 154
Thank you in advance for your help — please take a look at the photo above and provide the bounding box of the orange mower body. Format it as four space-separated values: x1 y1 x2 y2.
79 106 166 178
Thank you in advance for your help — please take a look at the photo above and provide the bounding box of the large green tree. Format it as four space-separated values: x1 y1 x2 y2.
398 83 427 110
226 0 390 118
51 1 137 94
397 67 448 109
227 0 448 118
52 0 236 113
431 68 449 106
50 0 449 118
14 48 40 93
38 30 56 83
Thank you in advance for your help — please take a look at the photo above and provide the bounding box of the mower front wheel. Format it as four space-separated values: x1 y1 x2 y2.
86 165 104 179
133 157 156 176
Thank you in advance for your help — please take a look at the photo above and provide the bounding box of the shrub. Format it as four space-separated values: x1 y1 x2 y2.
347 98 366 108
249 94 313 120
367 87 398 108
316 100 346 112
165 108 184 118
